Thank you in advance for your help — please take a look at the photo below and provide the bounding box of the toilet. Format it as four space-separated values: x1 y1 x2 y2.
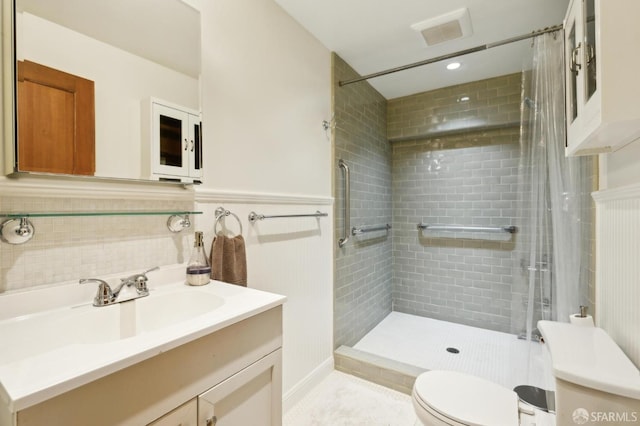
412 321 640 426
412 370 520 426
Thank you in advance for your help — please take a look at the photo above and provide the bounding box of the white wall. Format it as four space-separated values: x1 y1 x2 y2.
600 139 640 190
197 0 334 408
199 0 332 196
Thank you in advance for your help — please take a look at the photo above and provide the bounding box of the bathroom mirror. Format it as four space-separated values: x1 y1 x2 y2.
7 0 201 181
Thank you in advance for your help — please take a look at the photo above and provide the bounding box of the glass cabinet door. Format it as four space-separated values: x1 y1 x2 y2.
188 117 202 180
152 103 189 177
159 114 184 168
566 7 580 124
584 0 597 102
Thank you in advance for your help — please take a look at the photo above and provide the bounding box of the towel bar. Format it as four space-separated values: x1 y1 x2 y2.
248 211 328 223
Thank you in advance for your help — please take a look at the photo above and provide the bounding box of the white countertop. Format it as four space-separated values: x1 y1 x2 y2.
0 265 286 412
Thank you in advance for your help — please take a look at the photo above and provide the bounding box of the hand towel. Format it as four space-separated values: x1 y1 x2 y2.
210 234 247 286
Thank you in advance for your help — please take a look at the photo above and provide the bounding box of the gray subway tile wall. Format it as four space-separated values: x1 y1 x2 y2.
388 74 523 332
334 59 596 344
333 54 393 348
391 133 521 332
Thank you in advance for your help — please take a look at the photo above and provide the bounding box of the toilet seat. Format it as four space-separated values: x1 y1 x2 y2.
412 370 519 426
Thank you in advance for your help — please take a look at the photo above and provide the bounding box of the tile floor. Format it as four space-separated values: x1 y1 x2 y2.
283 370 418 426
284 370 556 426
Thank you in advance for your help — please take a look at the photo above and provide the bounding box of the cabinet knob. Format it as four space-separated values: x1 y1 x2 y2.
184 138 189 150
205 416 217 426
190 140 195 152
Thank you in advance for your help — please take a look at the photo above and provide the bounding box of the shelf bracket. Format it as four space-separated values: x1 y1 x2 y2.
0 217 35 244
167 214 192 233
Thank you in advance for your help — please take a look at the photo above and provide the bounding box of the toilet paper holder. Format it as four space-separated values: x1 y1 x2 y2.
578 305 588 317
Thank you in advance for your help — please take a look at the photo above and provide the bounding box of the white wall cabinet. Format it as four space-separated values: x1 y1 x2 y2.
143 98 203 183
564 0 640 156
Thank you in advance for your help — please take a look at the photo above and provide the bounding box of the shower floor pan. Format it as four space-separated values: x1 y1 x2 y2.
348 311 554 392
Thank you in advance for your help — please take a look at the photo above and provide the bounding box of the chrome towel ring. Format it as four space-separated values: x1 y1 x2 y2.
214 207 243 236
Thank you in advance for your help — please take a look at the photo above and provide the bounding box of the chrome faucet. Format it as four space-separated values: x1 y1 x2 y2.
80 267 158 306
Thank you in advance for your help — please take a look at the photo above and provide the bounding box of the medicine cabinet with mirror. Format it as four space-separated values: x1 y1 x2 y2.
3 0 203 183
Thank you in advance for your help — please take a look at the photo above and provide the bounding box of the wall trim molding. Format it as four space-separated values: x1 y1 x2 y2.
0 181 337 204
282 356 334 413
195 188 334 205
592 182 640 203
0 177 194 201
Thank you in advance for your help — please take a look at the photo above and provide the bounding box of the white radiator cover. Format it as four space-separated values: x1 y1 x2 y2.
593 183 640 367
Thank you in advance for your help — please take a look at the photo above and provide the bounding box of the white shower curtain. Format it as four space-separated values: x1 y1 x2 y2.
514 32 591 342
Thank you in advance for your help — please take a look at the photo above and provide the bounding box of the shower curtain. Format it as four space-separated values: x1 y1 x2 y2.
514 32 591 343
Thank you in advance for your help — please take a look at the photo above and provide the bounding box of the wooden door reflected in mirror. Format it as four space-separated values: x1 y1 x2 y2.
17 60 95 175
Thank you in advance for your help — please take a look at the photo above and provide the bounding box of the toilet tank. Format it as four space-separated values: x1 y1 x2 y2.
538 321 640 425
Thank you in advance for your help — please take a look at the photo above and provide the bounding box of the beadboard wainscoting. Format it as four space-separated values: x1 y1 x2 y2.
195 189 334 411
593 182 640 367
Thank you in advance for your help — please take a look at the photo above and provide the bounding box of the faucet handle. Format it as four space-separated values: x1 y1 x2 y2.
131 275 150 294
80 278 116 306
120 267 157 295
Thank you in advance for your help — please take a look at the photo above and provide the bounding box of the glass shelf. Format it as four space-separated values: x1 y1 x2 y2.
0 211 201 244
0 211 202 218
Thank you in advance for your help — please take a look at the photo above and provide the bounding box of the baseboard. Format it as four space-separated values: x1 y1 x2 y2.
282 356 334 413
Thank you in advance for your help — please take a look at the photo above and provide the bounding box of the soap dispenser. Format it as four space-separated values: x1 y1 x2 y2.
186 231 211 286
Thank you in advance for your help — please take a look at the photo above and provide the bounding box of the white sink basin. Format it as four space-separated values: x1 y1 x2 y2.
0 303 122 365
0 265 286 413
136 290 225 333
0 288 225 365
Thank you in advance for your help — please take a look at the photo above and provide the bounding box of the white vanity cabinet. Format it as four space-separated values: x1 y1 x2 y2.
198 349 282 426
148 399 198 426
564 0 640 156
142 98 203 183
12 306 283 426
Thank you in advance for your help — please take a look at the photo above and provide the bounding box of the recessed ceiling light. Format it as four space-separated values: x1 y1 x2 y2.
447 62 461 70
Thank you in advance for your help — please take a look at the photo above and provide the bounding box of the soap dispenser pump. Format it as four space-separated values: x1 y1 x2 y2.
186 231 211 286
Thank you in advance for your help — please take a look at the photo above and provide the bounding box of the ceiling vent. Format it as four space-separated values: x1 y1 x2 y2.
411 8 473 47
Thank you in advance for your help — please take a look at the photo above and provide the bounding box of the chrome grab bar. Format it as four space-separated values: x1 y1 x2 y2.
352 224 391 235
338 159 350 247
248 211 327 223
417 224 517 234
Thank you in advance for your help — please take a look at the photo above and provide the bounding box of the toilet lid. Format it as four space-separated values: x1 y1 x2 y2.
413 370 519 426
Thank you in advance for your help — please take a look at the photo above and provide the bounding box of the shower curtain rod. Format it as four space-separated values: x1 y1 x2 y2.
338 24 563 87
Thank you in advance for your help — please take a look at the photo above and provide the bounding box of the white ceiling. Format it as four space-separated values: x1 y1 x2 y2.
274 0 569 99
